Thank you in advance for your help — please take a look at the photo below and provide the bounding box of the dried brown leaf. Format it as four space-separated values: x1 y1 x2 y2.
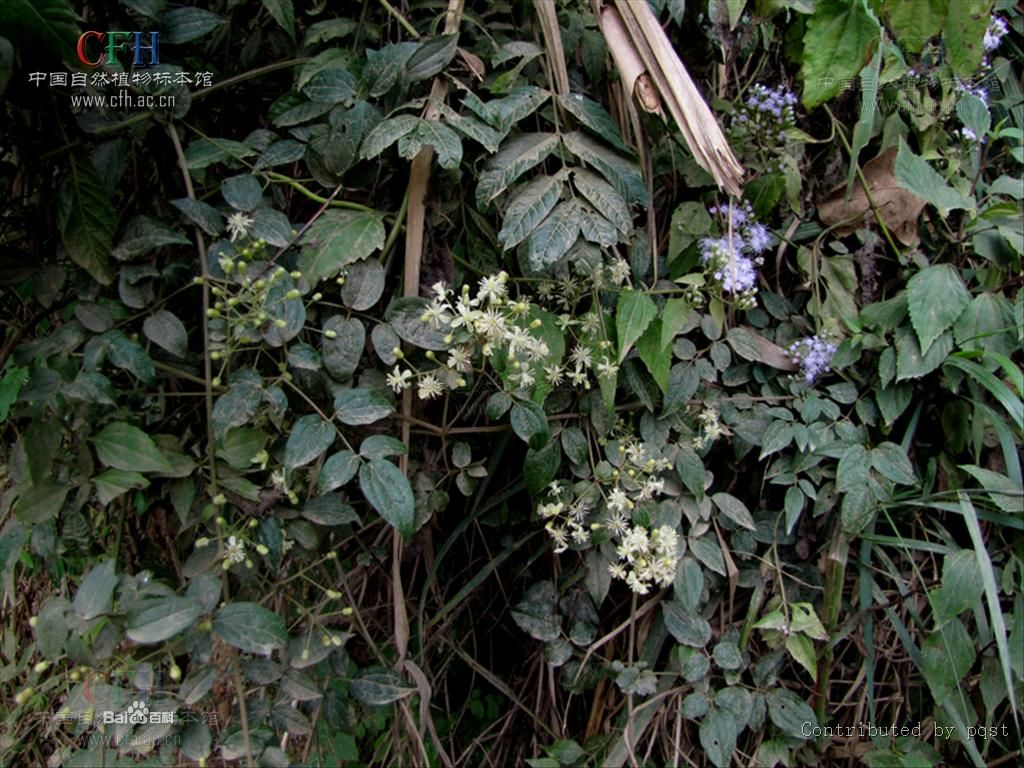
818 147 926 246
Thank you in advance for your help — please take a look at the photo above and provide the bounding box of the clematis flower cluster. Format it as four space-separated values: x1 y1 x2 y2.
387 271 553 398
539 437 679 596
789 335 837 384
699 202 772 307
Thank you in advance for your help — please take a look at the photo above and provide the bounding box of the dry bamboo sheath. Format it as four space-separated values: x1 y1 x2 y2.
599 1 744 197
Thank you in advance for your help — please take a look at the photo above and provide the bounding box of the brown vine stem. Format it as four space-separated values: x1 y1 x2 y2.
167 123 254 768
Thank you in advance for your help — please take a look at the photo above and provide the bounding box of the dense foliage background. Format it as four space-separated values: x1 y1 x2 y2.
0 0 1021 766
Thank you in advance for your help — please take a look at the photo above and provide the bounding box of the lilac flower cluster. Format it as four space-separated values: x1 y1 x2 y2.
984 16 1009 52
699 202 772 306
788 335 837 385
734 83 799 142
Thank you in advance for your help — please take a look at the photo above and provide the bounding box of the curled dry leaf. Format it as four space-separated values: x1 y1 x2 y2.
818 147 926 246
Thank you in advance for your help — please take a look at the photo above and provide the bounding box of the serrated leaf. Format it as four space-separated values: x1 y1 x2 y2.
143 310 188 358
895 326 953 381
126 596 201 644
284 414 335 469
497 173 565 249
93 422 174 473
59 153 116 285
439 104 502 152
931 550 984 626
72 560 117 620
800 0 881 109
576 200 618 247
558 93 630 152
572 168 632 234
302 67 357 105
14 480 70 523
616 290 657 362
359 459 414 536
360 114 419 160
785 632 818 681
112 216 190 260
895 139 974 217
363 42 418 96
298 210 385 282
870 442 916 485
922 617 976 700
476 132 559 209
479 86 550 132
521 201 580 272
334 388 393 425
907 264 971 355
214 602 288 655
561 130 646 206
255 139 306 169
397 119 462 169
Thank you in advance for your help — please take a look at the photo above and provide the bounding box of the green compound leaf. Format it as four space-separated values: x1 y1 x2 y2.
907 264 971 355
59 152 116 285
359 458 414 537
92 422 174 474
561 130 647 206
214 602 288 655
497 172 565 250
557 93 630 152
801 0 881 109
521 201 580 272
476 132 559 209
396 118 462 169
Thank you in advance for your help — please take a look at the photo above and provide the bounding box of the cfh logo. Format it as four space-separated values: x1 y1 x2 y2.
76 32 160 67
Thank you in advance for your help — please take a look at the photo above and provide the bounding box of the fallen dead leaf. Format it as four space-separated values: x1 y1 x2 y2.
818 146 926 246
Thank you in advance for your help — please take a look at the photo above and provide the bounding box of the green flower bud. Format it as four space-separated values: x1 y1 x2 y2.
274 318 287 328
213 494 227 507
286 289 301 300
169 664 182 682
33 660 49 674
324 329 337 339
